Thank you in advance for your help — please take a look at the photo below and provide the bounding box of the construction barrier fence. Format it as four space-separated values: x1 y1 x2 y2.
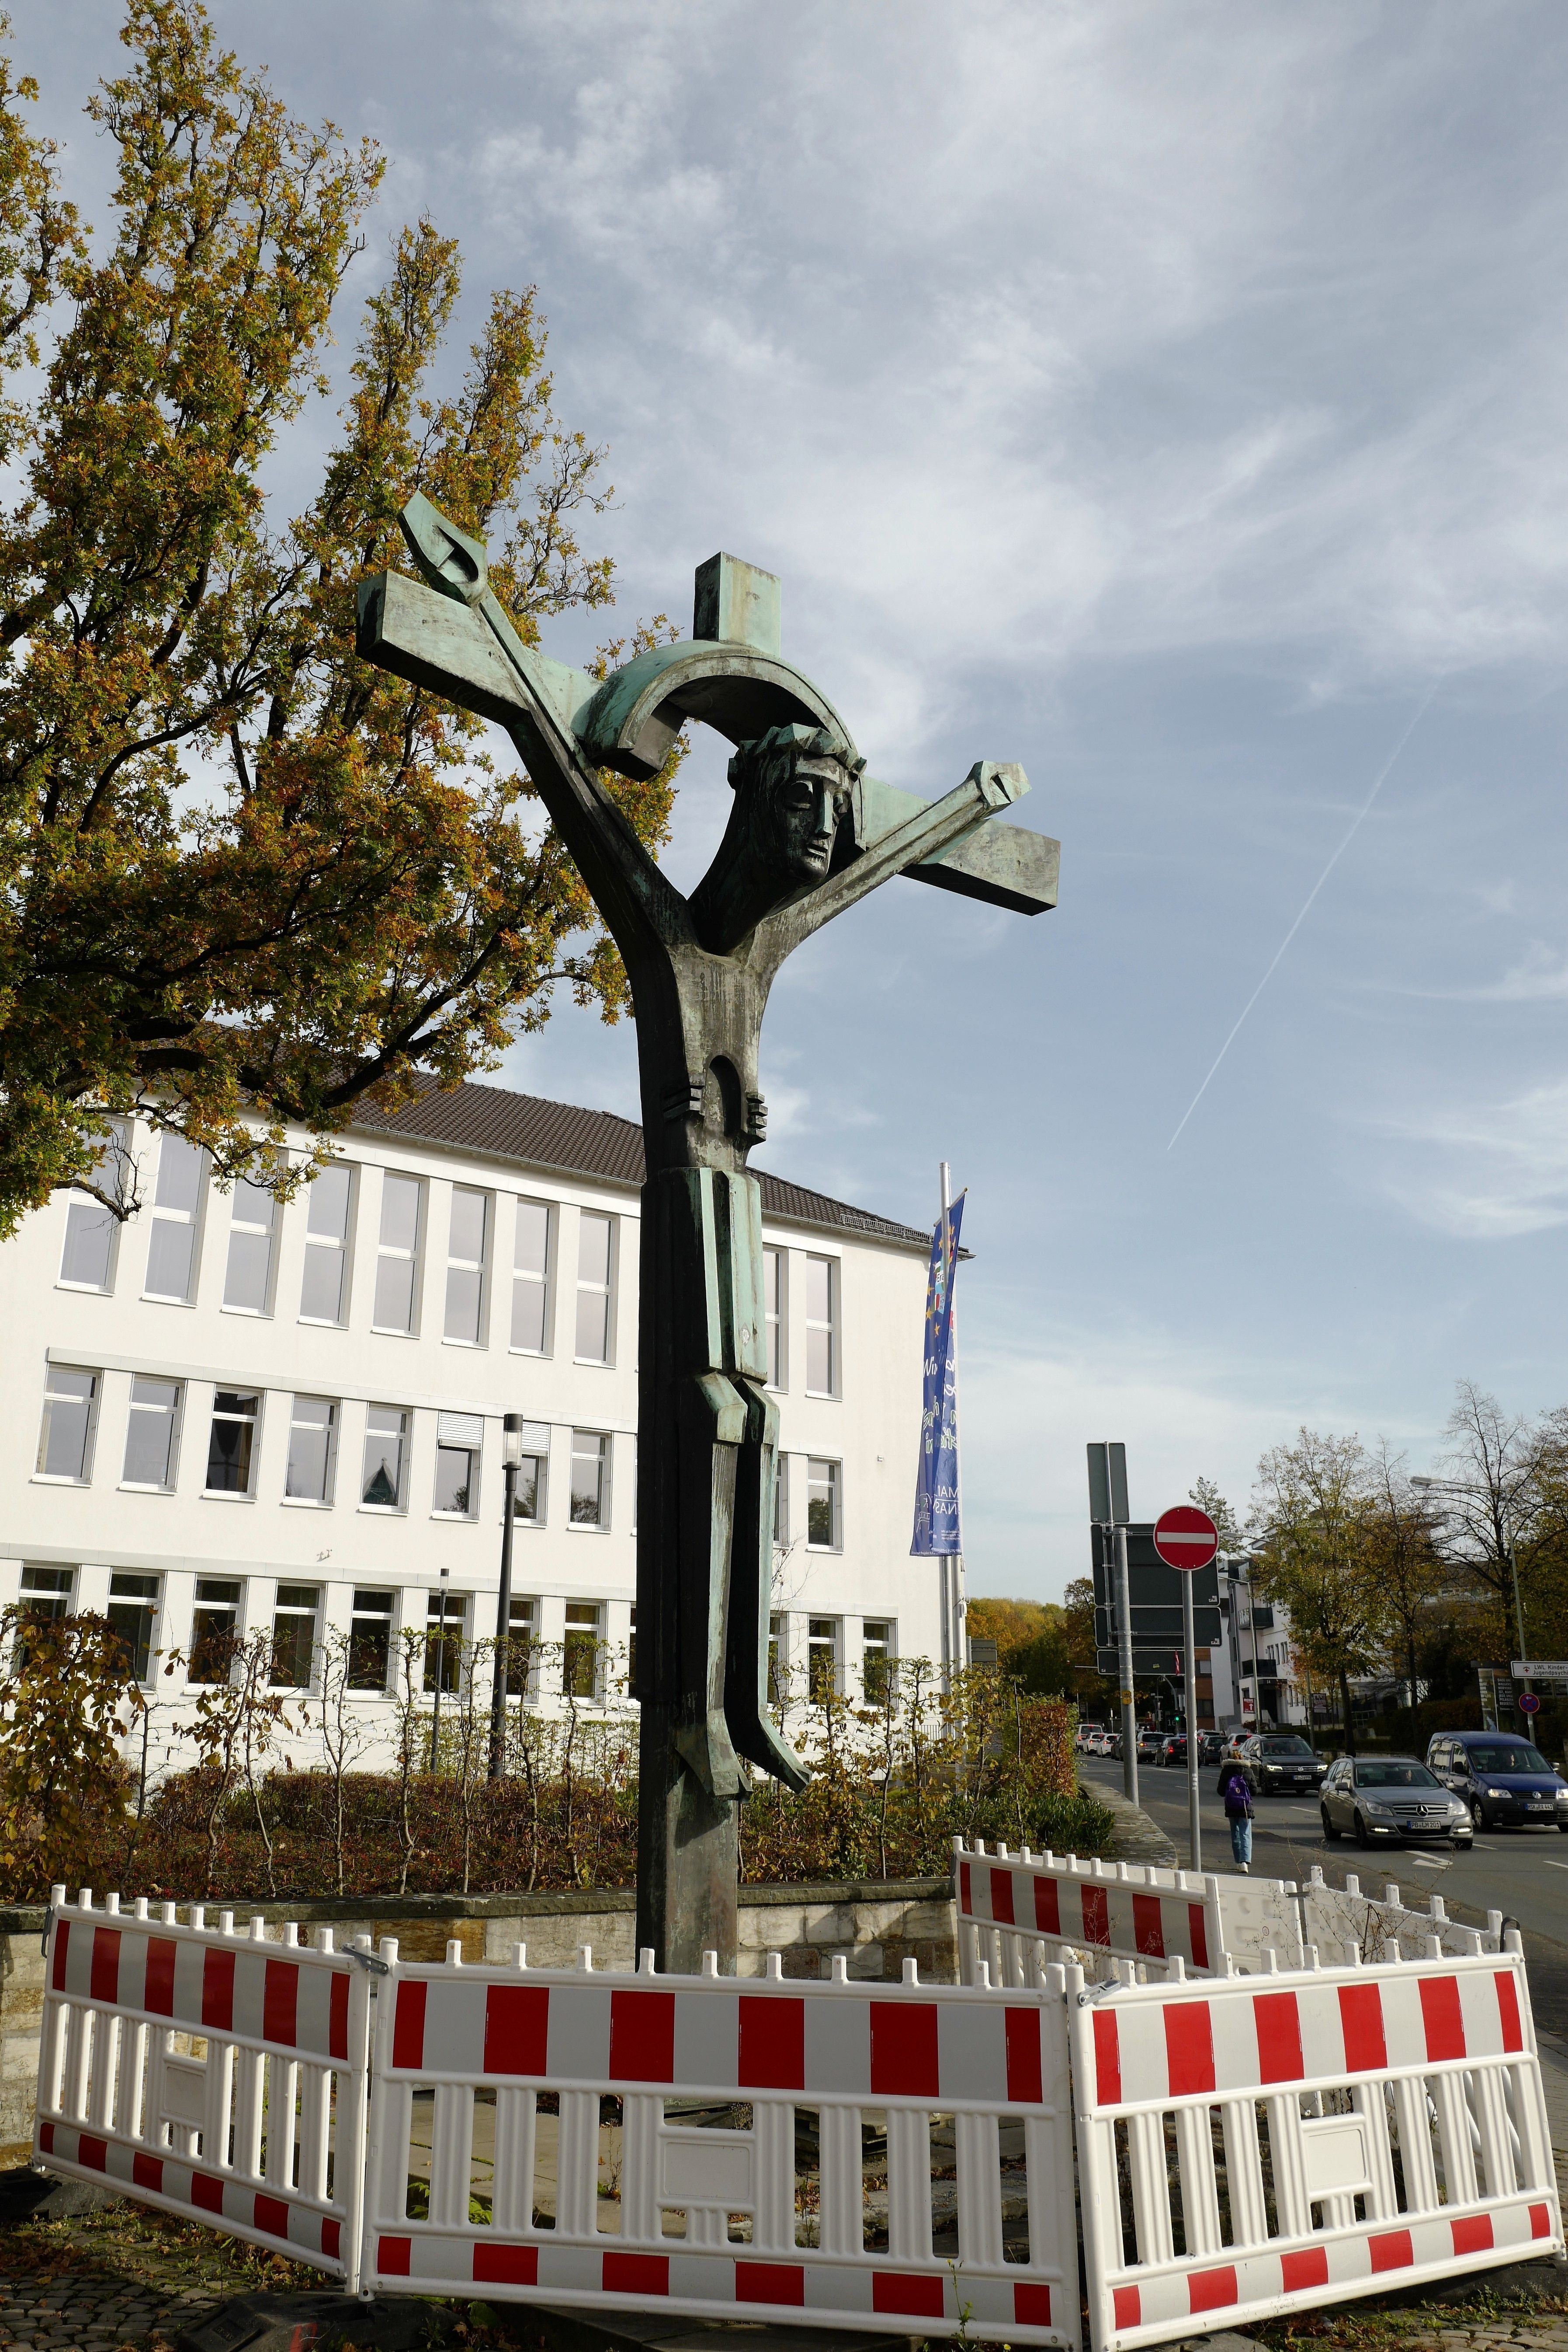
954 1839 1303 1982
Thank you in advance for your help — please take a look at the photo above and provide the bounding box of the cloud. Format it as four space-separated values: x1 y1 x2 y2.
1405 943 1568 1004
1374 1076 1568 1237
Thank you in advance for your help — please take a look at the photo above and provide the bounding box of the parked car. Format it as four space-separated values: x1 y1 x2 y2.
1135 1728 1165 1761
1238 1733 1328 1794
1426 1731 1568 1832
1198 1730 1227 1764
1075 1722 1105 1751
1159 1734 1188 1766
1320 1755 1473 1848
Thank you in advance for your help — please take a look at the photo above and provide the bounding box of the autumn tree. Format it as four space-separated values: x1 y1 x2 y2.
1251 1429 1385 1753
1189 1477 1242 1550
1429 1384 1560 1668
1360 1440 1450 1707
0 1 678 1234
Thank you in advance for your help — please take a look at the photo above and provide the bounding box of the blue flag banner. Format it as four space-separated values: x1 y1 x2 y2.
911 1192 964 1556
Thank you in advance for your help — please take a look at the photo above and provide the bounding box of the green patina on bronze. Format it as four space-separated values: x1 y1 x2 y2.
357 495 1058 1972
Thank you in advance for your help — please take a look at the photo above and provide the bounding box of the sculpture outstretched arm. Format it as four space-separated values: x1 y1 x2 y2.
369 493 691 966
753 762 1028 974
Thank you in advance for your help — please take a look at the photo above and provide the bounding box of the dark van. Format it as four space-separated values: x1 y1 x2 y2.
1426 1730 1568 1831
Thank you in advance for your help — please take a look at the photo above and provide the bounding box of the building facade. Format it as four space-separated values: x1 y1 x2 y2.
2 1082 940 1770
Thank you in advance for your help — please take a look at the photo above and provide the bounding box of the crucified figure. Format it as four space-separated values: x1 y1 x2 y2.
360 495 1055 1969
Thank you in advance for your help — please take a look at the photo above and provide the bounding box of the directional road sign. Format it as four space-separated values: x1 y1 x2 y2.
1153 1504 1219 1571
1091 1525 1221 1651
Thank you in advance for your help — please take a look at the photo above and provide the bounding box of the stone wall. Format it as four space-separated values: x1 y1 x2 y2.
0 1877 955 2161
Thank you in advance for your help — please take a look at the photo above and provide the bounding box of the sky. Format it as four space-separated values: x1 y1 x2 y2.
18 1 1568 1600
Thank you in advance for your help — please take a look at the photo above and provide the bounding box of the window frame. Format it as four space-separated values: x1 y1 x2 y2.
805 1455 842 1551
347 1589 395 1693
187 1577 243 1685
803 1252 840 1398
221 1169 281 1317
568 1428 610 1530
573 1210 616 1366
444 1185 492 1347
510 1197 554 1356
106 1572 160 1684
762 1244 787 1389
862 1619 896 1706
35 1365 101 1485
423 1587 467 1694
807 1615 840 1705
372 1171 425 1336
283 1394 339 1506
432 1411 483 1519
142 1132 207 1306
121 1374 184 1492
505 1592 538 1698
299 1162 355 1327
562 1599 602 1701
57 1122 129 1294
204 1388 262 1499
361 1403 409 1513
270 1583 321 1690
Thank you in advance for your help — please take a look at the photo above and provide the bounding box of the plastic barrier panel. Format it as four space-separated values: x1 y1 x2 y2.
34 1888 372 2288
362 1941 1081 2347
954 1839 1304 1981
1301 1870 1502 1965
1070 1943 1562 2350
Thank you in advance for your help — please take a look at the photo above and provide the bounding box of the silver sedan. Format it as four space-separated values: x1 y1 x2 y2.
1320 1755 1473 1849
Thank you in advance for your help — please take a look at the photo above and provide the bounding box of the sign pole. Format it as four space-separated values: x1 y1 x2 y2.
1182 1567 1200 1873
1115 1525 1139 1807
1151 1501 1220 1873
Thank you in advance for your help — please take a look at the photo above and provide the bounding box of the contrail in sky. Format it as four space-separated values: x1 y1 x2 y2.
1166 680 1442 1153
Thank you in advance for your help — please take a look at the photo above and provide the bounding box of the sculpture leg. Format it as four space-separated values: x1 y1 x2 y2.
725 1376 810 1790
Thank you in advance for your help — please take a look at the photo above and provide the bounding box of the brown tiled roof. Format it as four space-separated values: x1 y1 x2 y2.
352 1079 931 1251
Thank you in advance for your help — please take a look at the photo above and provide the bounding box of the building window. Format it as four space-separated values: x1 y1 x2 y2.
222 1172 278 1314
510 1421 550 1524
15 1566 74 1672
805 1255 838 1395
59 1125 128 1292
300 1163 353 1323
36 1367 98 1482
773 1454 789 1547
205 1391 260 1495
424 1589 465 1693
806 1457 841 1550
574 1212 614 1363
348 1590 394 1690
563 1601 600 1699
373 1173 423 1334
108 1574 160 1683
444 1187 489 1345
569 1429 608 1527
361 1406 407 1509
122 1376 182 1490
626 1604 637 1692
434 1411 482 1516
506 1593 537 1696
763 1246 786 1388
808 1617 839 1703
188 1578 242 1683
768 1612 785 1705
511 1199 552 1353
271 1585 319 1688
285 1395 337 1504
863 1620 895 1705
144 1134 205 1303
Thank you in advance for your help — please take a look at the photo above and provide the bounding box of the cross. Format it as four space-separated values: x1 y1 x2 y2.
359 497 1058 1971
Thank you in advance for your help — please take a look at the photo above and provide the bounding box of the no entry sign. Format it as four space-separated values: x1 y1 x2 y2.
1153 1504 1219 1572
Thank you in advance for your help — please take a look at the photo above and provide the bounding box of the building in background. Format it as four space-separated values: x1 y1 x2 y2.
4 1081 938 1770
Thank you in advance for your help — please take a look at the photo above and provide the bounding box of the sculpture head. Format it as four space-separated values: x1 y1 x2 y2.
725 725 862 886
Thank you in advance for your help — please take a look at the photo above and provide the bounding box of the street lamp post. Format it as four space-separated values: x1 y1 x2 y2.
489 1412 526 1782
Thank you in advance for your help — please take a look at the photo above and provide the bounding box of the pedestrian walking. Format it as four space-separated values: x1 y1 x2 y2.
1219 1755 1254 1871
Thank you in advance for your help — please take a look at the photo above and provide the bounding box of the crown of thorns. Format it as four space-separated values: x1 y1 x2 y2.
727 724 865 791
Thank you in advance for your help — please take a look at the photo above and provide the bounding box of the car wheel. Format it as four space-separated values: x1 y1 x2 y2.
1353 1810 1370 1848
1321 1806 1340 1842
1470 1799 1486 1832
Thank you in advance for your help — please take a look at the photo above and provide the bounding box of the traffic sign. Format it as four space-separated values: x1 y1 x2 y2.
1153 1504 1219 1572
1519 1691 1542 1715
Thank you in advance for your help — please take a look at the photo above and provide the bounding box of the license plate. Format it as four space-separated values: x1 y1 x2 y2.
1529 1803 1552 1812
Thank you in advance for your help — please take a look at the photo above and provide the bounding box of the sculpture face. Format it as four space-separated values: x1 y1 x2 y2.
769 755 850 881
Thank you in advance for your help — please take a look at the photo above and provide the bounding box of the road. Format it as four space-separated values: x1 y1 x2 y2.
1080 1750 1568 2038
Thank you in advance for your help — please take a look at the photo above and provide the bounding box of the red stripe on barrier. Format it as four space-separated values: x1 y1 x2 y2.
1189 1904 1209 1973
1164 2000 1216 2096
38 2123 54 2155
1370 2229 1414 2273
739 1996 804 2090
737 2262 805 2306
475 2244 539 2286
132 2153 162 2194
873 2274 944 2318
263 1960 297 2050
1339 1982 1387 2074
960 1862 972 1913
1189 2265 1237 2314
1419 1977 1466 2063
323 2220 341 2261
1013 2283 1052 2327
379 2238 411 2275
990 1867 1015 1926
78 2135 107 2172
870 2002 939 2097
392 1980 427 2071
330 1970 349 2061
1005 2008 1043 2105
1451 2214 1494 2256
1132 1894 1166 1959
51 1920 69 1992
1253 1990 1304 2082
254 2194 289 2239
90 1927 120 2005
1496 1970 1524 2054
485 1984 550 2076
1281 2248 1329 2292
1034 1876 1061 1936
604 2253 668 2295
191 2173 224 2215
1113 2286 1141 2330
145 1939 176 2017
202 1949 235 2033
1082 1886 1110 1947
1532 2205 1553 2239
1093 2010 1121 2106
610 1990 675 2083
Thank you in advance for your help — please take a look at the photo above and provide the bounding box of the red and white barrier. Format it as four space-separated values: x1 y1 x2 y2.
34 1887 372 2288
361 1941 1081 2346
954 1839 1302 1983
1070 1939 1562 2349
1301 1869 1502 1964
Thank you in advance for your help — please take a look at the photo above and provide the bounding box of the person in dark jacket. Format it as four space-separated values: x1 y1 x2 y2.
1218 1759 1254 1871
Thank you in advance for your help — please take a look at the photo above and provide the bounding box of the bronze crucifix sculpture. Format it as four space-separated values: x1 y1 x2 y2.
359 496 1058 1970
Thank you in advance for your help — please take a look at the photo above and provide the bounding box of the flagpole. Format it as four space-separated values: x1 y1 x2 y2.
940 1159 965 1680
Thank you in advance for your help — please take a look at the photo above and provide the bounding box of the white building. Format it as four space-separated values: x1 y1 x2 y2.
2 1081 942 1766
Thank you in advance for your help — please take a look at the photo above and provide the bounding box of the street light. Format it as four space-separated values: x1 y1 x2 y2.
489 1412 526 1782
